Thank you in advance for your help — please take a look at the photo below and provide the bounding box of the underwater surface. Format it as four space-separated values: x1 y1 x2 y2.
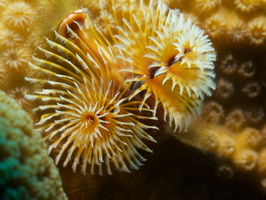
1 0 266 199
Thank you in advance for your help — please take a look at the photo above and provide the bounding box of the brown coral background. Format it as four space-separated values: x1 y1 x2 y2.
58 134 266 200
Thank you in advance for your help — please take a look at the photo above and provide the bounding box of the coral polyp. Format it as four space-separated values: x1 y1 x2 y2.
247 16 266 45
193 0 221 14
2 1 35 29
0 29 24 47
0 47 31 69
234 0 261 14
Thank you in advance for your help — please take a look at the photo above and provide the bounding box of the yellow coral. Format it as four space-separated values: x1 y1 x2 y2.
201 101 224 123
1 1 35 29
224 109 246 131
217 134 236 157
0 47 31 69
227 17 248 43
234 0 262 14
232 149 258 171
247 16 266 45
203 11 227 41
0 68 38 114
0 29 24 48
167 0 266 46
192 0 221 16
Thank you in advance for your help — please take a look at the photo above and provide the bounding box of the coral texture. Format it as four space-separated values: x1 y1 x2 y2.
0 90 67 200
167 0 266 47
0 0 38 115
167 0 266 191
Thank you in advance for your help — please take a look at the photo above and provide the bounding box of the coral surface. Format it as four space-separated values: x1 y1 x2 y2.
0 90 67 200
170 0 266 193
